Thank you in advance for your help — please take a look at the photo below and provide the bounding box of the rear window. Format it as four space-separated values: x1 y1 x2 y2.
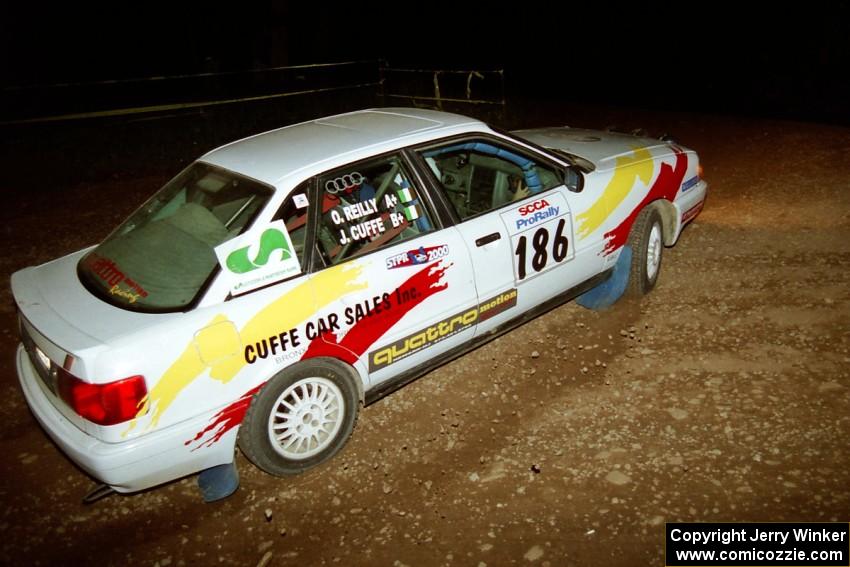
78 162 272 311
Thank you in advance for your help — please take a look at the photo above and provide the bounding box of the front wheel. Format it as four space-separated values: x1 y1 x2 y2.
625 206 664 297
238 359 360 477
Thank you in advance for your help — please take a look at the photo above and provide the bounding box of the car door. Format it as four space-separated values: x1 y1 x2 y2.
413 136 607 336
302 152 478 391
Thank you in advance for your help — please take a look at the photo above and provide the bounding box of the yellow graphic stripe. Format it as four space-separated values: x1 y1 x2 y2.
208 264 365 382
576 148 654 238
126 263 366 433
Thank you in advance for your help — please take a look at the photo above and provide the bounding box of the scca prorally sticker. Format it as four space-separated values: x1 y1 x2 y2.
500 192 570 237
214 220 302 295
500 192 574 282
386 244 449 269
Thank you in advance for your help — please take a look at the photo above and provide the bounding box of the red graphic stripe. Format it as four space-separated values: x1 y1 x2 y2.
299 261 450 362
184 383 263 450
187 261 450 449
602 148 688 256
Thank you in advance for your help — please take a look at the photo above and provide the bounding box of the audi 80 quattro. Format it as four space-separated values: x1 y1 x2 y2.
12 108 707 496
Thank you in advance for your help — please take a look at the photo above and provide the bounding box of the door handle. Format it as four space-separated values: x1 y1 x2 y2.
475 232 501 247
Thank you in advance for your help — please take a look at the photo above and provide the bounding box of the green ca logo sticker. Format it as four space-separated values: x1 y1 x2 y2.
226 228 292 274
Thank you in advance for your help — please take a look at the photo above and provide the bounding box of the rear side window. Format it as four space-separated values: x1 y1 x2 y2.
272 185 310 262
79 162 271 311
315 154 435 265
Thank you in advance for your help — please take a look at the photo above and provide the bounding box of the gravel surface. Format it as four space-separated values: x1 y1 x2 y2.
0 108 847 566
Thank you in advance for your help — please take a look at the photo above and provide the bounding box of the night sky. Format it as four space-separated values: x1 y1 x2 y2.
2 2 849 123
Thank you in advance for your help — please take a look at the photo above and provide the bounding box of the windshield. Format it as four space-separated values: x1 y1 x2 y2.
78 162 272 312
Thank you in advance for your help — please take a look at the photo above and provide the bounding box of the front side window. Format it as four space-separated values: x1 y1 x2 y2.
316 154 434 265
419 139 561 220
78 162 271 311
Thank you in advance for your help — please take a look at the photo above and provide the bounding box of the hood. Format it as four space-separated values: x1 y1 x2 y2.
512 127 671 172
12 248 167 352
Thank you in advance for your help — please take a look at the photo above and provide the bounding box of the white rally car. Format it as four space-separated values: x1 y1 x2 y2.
12 108 707 496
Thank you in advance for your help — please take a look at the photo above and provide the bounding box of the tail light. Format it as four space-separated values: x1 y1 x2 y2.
57 369 147 426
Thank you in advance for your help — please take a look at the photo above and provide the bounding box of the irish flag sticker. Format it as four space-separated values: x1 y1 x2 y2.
403 204 420 221
397 186 414 203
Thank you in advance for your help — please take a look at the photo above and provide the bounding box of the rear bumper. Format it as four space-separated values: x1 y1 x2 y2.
16 344 235 493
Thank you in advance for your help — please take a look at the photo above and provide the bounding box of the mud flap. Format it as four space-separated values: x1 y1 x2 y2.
576 246 632 310
198 461 240 502
82 483 116 504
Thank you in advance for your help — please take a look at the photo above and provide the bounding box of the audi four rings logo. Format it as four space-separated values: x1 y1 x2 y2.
325 172 364 194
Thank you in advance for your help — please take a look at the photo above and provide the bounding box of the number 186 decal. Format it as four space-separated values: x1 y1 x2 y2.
500 192 574 282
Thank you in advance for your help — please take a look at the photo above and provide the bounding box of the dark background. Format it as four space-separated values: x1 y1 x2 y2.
4 2 848 117
2 1 849 185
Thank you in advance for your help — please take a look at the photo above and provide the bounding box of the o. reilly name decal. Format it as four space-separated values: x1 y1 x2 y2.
369 289 518 371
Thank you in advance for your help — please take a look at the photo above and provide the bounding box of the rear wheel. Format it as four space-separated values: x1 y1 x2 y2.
238 359 360 477
626 206 664 297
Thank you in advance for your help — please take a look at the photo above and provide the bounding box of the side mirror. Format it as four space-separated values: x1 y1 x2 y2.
562 167 584 193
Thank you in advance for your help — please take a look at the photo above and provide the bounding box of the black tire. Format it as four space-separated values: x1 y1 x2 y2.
238 358 360 477
625 205 664 297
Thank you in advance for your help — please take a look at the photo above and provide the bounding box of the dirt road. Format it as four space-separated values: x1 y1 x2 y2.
1 108 847 566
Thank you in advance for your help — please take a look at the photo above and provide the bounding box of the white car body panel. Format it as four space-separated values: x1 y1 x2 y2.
17 345 234 492
200 109 479 187
514 126 708 247
12 249 164 351
512 127 669 171
347 227 478 387
12 108 707 492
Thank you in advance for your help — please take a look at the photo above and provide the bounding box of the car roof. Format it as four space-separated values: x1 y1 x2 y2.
200 108 485 186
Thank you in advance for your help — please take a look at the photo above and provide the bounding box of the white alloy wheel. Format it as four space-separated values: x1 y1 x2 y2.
625 205 664 297
646 222 663 281
239 358 360 477
267 377 344 460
